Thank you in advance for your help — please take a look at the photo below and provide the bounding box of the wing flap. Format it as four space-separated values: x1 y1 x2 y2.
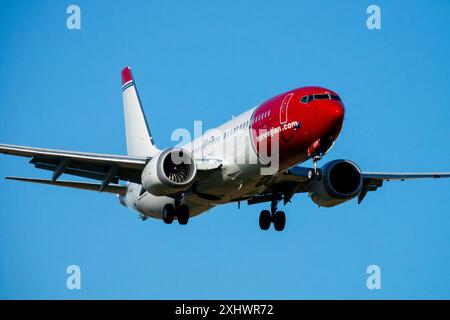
5 176 128 195
358 171 450 204
362 172 450 180
0 144 147 168
0 144 148 184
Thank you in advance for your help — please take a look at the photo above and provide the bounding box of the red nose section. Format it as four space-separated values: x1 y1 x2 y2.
332 104 344 120
328 103 344 140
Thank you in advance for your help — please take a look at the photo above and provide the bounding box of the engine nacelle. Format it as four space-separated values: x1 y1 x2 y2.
309 159 363 207
141 148 197 196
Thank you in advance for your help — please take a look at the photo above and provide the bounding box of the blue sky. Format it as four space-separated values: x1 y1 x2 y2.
0 0 449 299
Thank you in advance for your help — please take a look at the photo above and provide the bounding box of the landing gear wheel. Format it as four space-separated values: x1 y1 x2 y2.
315 169 322 181
310 155 323 181
162 205 175 224
273 211 286 231
259 210 271 230
308 168 322 181
177 204 190 225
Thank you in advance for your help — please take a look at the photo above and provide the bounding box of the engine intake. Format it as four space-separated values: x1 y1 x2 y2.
309 159 363 207
141 148 197 196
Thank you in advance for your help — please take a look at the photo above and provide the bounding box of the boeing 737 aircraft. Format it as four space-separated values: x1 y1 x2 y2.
1 67 449 231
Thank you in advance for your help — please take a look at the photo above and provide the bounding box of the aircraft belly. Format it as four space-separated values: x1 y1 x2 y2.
192 163 266 204
128 163 268 220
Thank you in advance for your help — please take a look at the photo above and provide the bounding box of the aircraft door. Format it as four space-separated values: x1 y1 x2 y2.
280 93 293 124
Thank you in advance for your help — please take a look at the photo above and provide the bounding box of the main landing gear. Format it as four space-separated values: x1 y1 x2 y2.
162 203 190 225
163 193 190 225
259 200 286 231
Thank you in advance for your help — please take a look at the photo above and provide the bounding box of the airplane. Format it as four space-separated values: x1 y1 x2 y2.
1 66 449 231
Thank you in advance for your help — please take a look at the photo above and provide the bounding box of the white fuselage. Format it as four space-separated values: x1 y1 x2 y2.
120 107 279 219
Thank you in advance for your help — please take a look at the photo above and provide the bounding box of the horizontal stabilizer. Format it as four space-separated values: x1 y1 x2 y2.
5 177 128 195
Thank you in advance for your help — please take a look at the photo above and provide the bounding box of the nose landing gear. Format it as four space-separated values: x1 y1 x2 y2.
259 200 286 231
308 155 322 181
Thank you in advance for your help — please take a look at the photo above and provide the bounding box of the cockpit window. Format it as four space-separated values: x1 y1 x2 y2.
314 94 330 100
301 93 341 103
330 94 341 101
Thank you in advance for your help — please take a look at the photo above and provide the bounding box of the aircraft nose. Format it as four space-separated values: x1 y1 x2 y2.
320 101 344 140
331 103 344 123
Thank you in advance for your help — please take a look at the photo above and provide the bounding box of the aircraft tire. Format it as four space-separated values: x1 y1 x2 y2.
273 211 286 231
259 210 271 230
162 204 175 224
177 204 190 225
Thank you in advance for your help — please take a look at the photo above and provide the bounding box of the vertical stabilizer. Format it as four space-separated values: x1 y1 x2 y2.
121 67 159 157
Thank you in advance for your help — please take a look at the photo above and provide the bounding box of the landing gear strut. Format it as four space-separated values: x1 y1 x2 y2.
259 200 286 231
308 155 322 181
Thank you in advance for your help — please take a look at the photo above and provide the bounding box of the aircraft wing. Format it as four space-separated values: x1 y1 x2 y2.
5 176 128 195
0 144 223 192
356 171 450 204
246 166 450 205
0 144 148 187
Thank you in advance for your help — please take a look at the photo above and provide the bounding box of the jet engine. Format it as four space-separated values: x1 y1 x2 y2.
141 148 197 196
309 159 363 207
